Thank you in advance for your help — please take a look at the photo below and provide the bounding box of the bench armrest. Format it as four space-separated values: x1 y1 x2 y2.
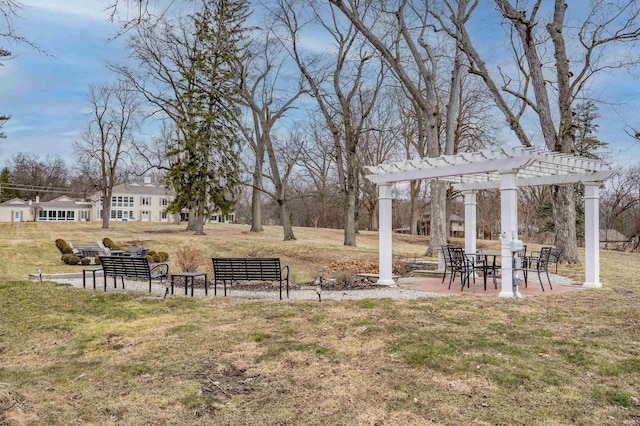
150 263 169 278
281 265 289 280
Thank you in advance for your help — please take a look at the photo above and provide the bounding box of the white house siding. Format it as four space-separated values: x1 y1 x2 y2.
93 182 173 223
0 199 31 222
0 196 92 223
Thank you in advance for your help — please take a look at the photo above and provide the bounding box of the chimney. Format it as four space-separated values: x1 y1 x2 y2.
143 176 152 184
36 196 40 203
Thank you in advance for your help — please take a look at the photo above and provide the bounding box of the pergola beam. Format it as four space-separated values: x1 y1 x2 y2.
453 170 615 191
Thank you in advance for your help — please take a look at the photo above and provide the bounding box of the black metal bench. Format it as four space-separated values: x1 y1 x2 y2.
98 256 169 293
212 257 289 300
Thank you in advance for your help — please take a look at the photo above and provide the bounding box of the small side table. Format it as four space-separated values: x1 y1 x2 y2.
170 272 208 297
83 267 102 289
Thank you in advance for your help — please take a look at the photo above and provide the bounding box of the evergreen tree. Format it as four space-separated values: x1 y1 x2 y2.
573 101 608 159
164 0 248 235
0 167 19 201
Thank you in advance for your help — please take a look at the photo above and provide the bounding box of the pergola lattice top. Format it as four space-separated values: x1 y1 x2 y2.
365 146 614 190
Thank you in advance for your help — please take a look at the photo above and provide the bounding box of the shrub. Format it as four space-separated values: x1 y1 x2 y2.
102 238 115 249
55 239 73 254
94 257 101 265
148 250 157 256
153 254 163 263
81 258 91 265
174 243 204 272
111 245 121 251
334 271 355 287
145 255 154 264
61 254 80 265
157 251 169 261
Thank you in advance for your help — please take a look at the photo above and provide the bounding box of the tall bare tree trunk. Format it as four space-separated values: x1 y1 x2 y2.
101 188 112 229
250 145 264 233
279 199 295 241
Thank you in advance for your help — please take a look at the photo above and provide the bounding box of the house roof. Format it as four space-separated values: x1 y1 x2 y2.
39 196 92 209
110 182 173 197
0 198 28 206
0 196 91 209
599 229 627 242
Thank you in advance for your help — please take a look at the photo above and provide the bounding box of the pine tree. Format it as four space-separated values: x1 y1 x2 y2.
0 168 20 201
164 0 249 235
573 101 607 159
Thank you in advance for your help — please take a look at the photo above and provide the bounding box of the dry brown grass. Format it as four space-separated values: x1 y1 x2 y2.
0 222 639 425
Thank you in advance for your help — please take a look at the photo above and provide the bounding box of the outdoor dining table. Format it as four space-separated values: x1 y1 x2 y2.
466 252 500 290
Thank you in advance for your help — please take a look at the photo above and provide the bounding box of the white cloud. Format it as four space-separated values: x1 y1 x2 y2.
24 0 114 22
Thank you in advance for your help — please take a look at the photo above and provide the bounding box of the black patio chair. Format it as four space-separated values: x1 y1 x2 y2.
522 246 553 291
548 247 563 274
448 247 483 291
441 245 453 283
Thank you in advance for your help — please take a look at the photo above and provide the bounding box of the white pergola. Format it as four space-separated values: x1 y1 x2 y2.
365 146 615 297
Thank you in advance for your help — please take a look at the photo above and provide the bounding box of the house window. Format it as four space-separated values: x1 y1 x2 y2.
117 210 123 219
161 198 169 206
67 211 75 221
161 211 168 220
111 196 134 208
141 197 150 206
39 210 46 220
81 210 89 220
110 210 117 219
48 210 56 220
13 211 20 221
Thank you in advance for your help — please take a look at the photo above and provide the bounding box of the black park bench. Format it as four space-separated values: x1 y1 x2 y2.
212 257 289 300
98 256 169 293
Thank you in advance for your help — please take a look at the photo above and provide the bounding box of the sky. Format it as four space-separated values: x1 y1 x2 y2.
1 1 640 170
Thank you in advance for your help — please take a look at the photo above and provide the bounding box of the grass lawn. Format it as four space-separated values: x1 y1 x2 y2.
0 221 639 425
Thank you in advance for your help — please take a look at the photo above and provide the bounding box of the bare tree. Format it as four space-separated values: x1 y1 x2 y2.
6 153 71 200
330 0 472 255
238 34 306 239
358 90 403 231
435 0 640 263
73 81 141 229
295 116 340 229
274 0 385 247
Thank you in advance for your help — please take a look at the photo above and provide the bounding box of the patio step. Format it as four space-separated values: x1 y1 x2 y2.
410 269 444 278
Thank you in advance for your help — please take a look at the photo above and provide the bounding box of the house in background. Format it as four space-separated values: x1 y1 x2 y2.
0 178 235 224
599 228 628 250
92 177 236 224
0 198 33 222
418 213 465 237
93 178 174 223
0 195 92 222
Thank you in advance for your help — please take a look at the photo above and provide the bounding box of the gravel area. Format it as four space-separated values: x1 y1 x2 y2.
43 276 450 301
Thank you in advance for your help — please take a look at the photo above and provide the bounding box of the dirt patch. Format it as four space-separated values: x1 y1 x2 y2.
192 363 260 399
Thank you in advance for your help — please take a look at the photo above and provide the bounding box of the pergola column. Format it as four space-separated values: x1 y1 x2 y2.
377 184 395 286
499 171 521 298
463 190 477 254
583 182 602 288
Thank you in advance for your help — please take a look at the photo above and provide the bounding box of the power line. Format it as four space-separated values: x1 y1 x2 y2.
0 183 87 196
